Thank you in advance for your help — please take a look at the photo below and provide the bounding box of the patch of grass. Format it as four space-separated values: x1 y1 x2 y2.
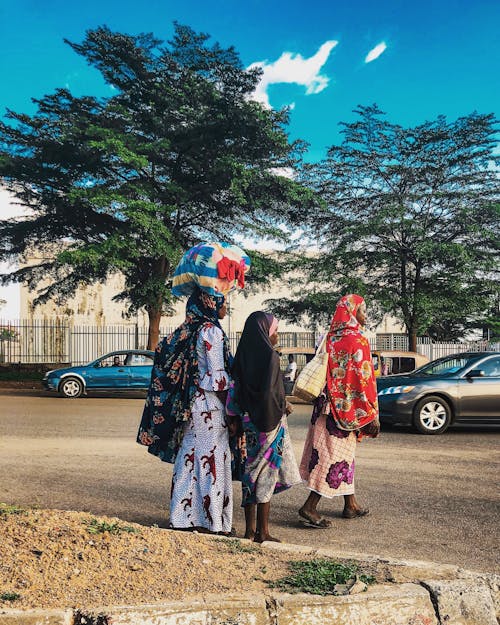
0 592 21 602
217 538 259 554
269 559 376 596
84 518 140 535
0 503 26 517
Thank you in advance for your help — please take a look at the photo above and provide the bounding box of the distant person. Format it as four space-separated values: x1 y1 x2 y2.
298 294 380 528
112 356 121 367
283 354 297 393
283 354 297 383
228 311 301 543
381 356 389 376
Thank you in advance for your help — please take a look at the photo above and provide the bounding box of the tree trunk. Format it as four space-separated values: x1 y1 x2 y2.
408 331 417 352
147 308 162 350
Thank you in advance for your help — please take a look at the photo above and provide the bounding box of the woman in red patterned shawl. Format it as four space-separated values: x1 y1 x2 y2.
298 294 379 528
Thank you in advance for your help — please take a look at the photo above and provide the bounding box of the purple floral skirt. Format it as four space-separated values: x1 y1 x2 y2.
299 405 356 498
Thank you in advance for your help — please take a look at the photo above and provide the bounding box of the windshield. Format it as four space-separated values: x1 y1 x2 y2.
413 354 480 377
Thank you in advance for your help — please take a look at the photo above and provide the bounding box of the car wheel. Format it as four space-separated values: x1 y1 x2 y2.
413 395 451 434
59 377 84 398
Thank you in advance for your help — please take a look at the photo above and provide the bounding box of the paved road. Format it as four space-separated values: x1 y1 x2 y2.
0 390 499 573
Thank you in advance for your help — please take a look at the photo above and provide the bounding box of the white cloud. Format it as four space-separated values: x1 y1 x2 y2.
249 40 338 108
365 42 387 63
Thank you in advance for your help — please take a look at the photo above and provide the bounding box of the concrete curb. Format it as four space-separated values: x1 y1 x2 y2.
0 586 438 625
1 539 498 625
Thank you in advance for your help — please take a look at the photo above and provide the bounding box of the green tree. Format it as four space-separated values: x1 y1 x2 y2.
269 106 500 348
0 24 313 348
481 296 500 342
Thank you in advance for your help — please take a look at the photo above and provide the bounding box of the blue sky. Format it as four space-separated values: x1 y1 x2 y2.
1 0 499 163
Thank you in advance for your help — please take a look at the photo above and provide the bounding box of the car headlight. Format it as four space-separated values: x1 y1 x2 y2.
43 370 55 380
378 385 415 396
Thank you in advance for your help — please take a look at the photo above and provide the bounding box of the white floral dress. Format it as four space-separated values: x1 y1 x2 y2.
169 324 232 533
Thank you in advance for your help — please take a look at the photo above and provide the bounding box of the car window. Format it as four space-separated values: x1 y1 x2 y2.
418 355 473 376
97 354 128 367
126 354 154 366
479 357 500 378
390 358 401 374
399 357 416 373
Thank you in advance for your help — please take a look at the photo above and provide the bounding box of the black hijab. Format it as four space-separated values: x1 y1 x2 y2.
231 311 286 433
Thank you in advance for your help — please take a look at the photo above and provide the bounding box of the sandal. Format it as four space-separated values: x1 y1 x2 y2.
298 509 332 528
342 508 369 519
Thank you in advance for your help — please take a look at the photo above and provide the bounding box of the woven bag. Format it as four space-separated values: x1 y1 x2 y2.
292 334 328 402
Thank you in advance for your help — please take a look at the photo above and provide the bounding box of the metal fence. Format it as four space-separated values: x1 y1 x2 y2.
416 337 500 361
0 321 322 365
0 319 70 364
0 319 498 366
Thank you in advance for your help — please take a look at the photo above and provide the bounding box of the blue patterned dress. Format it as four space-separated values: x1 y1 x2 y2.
170 325 232 532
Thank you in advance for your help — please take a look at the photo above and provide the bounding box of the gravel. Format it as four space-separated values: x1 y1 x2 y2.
0 506 306 610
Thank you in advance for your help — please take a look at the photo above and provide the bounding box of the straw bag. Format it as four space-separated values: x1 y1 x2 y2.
292 334 328 402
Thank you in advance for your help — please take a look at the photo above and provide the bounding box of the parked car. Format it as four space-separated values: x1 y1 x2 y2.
377 351 500 434
43 350 155 398
371 350 429 377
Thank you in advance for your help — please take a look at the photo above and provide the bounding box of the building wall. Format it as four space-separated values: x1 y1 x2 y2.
0 188 22 319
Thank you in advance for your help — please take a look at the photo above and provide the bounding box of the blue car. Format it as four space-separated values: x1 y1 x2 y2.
43 350 155 398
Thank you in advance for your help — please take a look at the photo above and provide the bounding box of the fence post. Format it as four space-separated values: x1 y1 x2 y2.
135 324 139 350
68 320 73 365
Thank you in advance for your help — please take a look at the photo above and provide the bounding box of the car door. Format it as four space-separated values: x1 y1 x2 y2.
87 353 131 388
127 353 154 388
457 356 500 421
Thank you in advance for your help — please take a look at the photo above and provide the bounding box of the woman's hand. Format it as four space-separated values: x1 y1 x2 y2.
360 419 380 438
215 390 228 406
285 400 294 415
226 415 242 437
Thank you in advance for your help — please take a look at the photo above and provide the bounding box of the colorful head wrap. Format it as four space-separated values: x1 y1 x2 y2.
329 294 365 339
186 288 225 323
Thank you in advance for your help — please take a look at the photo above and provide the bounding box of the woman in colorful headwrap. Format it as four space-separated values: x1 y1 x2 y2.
228 311 301 543
298 294 379 528
137 286 236 535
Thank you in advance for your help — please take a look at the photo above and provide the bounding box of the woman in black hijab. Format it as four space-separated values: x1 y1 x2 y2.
228 311 300 542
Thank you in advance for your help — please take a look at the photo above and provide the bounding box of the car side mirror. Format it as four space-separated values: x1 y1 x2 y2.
94 363 102 368
466 369 485 379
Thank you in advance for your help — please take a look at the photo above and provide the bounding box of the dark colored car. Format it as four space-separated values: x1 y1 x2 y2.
43 350 155 398
377 351 500 434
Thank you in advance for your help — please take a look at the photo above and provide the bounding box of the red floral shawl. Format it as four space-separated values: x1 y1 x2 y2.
326 294 379 431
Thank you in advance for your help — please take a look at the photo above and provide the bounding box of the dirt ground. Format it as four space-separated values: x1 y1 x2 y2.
0 506 316 610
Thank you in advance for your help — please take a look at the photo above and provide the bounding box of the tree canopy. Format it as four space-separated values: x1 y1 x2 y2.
0 23 314 347
269 106 500 347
